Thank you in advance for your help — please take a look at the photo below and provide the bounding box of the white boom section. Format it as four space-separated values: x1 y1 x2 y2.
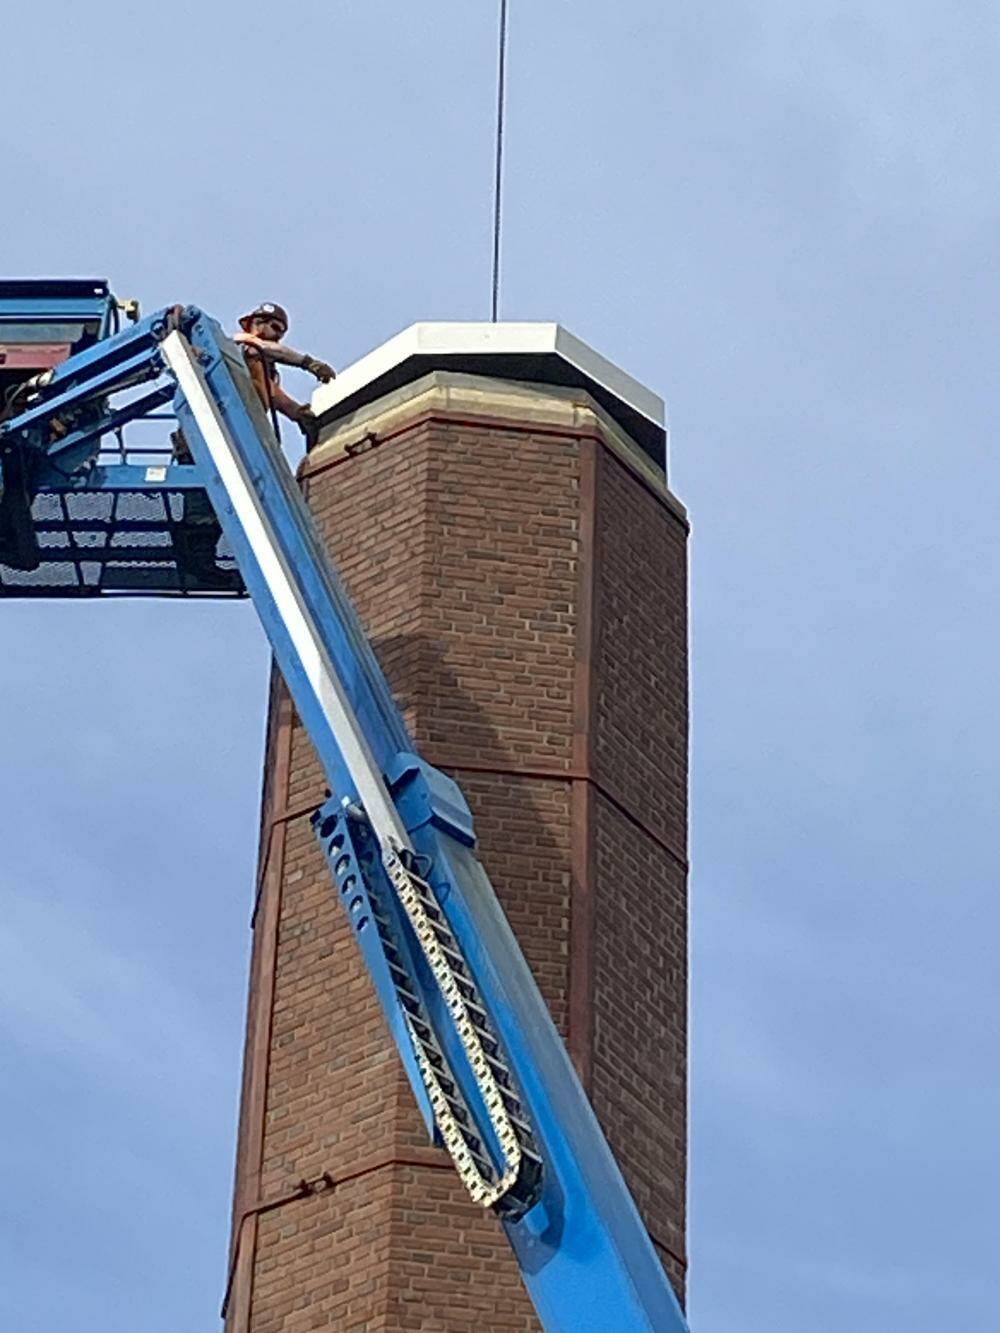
161 330 411 854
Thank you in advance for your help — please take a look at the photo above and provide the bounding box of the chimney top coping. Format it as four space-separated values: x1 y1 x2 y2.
311 322 667 471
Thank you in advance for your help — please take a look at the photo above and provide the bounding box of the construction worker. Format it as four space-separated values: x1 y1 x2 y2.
233 301 335 446
172 302 334 586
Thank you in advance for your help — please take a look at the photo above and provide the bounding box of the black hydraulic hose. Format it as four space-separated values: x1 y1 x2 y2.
258 352 282 442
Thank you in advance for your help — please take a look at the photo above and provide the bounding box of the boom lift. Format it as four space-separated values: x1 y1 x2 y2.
0 285 690 1333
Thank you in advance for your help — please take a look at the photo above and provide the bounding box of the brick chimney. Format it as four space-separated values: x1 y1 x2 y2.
222 324 689 1331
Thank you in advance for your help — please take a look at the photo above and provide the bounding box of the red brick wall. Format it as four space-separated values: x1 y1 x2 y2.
223 389 688 1329
589 448 689 1295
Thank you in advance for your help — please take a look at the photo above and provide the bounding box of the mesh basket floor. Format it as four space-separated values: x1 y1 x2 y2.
0 489 246 598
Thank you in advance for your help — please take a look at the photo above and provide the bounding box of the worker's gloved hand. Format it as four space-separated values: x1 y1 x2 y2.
294 406 319 449
302 356 336 383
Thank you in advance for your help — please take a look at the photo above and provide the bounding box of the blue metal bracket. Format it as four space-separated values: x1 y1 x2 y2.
385 752 478 848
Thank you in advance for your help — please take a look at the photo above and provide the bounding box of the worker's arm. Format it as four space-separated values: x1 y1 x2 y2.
234 332 335 382
243 349 317 445
270 381 311 423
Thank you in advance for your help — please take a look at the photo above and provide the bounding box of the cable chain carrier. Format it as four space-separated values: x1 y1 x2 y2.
313 801 543 1218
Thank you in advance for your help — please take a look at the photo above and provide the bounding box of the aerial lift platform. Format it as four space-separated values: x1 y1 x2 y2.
0 281 689 1333
0 280 243 595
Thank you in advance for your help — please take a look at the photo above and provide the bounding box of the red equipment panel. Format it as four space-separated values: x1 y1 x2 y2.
0 343 72 370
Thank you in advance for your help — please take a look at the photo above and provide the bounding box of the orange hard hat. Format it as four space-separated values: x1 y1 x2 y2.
239 302 289 333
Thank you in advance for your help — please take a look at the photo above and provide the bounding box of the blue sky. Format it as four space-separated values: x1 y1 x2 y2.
3 3 999 1330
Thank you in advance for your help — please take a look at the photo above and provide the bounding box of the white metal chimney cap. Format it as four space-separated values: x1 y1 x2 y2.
312 322 666 469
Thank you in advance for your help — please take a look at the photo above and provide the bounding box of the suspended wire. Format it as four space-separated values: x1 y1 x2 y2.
491 0 509 322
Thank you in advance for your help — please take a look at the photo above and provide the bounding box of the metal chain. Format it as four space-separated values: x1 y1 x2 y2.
383 848 524 1208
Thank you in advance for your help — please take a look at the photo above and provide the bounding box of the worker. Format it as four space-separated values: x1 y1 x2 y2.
233 302 336 447
172 301 335 586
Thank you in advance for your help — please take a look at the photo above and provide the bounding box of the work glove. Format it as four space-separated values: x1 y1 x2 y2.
295 406 320 450
302 356 336 383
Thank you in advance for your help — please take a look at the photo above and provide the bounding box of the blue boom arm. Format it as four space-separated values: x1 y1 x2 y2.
0 305 689 1332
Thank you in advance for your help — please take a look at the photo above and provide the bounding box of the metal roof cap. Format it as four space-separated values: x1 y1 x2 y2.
312 322 667 471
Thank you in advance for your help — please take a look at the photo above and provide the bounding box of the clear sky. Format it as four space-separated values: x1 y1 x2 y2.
2 3 998 1330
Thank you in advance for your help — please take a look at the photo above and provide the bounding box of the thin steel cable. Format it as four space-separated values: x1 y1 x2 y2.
491 0 509 322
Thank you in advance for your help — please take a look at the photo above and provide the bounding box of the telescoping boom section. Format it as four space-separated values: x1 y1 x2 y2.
0 303 690 1332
